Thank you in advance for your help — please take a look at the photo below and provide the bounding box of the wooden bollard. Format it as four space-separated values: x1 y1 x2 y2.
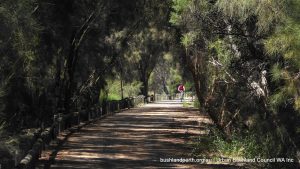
127 99 130 109
107 102 110 114
74 112 80 125
58 113 63 133
53 114 58 137
90 109 93 120
14 150 19 167
117 101 120 112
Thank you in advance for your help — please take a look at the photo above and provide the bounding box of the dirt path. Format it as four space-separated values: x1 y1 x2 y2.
44 100 238 169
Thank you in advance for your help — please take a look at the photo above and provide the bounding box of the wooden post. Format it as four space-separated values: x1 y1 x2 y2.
132 98 135 107
58 113 62 133
121 76 124 100
99 106 101 116
111 102 113 114
107 102 110 114
93 106 97 119
53 114 58 137
74 112 80 125
41 122 44 131
96 107 99 117
113 102 115 113
114 102 116 113
117 101 120 112
91 108 94 119
77 112 80 125
14 150 19 167
127 99 130 109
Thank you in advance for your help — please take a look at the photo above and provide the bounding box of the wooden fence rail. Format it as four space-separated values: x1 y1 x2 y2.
14 96 145 169
155 92 195 101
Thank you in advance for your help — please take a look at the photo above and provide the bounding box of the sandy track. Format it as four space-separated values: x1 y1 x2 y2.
42 100 238 169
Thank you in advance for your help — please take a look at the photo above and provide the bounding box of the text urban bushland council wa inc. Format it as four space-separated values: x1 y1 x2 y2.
160 157 296 163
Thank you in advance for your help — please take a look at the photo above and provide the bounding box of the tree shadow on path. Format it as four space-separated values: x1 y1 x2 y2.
38 101 241 169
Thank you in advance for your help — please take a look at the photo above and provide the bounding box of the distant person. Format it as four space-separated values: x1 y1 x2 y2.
177 84 185 102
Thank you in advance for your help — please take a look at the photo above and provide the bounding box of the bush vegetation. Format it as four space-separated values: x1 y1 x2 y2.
0 0 299 168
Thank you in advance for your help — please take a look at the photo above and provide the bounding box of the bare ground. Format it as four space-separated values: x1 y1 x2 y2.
38 100 240 169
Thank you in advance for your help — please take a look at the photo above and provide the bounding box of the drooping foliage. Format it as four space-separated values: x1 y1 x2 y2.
170 0 300 168
1 0 300 168
0 0 172 131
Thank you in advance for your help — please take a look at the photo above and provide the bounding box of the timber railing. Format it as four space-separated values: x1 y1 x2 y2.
14 96 145 169
155 92 196 101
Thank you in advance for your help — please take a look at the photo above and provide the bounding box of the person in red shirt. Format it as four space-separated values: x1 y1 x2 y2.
177 84 185 102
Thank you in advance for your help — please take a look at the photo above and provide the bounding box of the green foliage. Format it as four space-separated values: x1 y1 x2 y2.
269 91 287 111
126 27 171 96
0 0 42 129
106 79 122 99
0 0 176 133
0 0 300 165
184 81 193 91
269 83 298 111
182 99 199 108
192 127 274 166
104 79 143 101
216 0 286 33
206 39 238 88
193 99 200 108
170 0 190 25
182 102 192 108
167 68 182 94
270 64 282 83
173 0 300 164
264 1 300 111
211 133 263 159
209 39 234 68
148 49 182 95
107 94 121 101
99 89 107 106
265 20 300 66
181 32 197 48
0 121 6 135
123 81 143 97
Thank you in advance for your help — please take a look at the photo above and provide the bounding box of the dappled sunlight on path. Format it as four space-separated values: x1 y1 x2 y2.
42 100 238 169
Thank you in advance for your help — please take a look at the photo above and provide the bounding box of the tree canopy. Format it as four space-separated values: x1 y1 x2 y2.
0 0 300 168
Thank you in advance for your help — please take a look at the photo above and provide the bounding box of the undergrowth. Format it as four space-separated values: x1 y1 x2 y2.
189 126 297 169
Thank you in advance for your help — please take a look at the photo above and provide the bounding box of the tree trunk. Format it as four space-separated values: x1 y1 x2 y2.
140 76 148 97
62 11 97 114
185 48 228 138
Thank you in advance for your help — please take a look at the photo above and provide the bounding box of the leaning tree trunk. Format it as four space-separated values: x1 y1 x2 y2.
185 48 227 137
185 49 208 108
62 11 97 114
